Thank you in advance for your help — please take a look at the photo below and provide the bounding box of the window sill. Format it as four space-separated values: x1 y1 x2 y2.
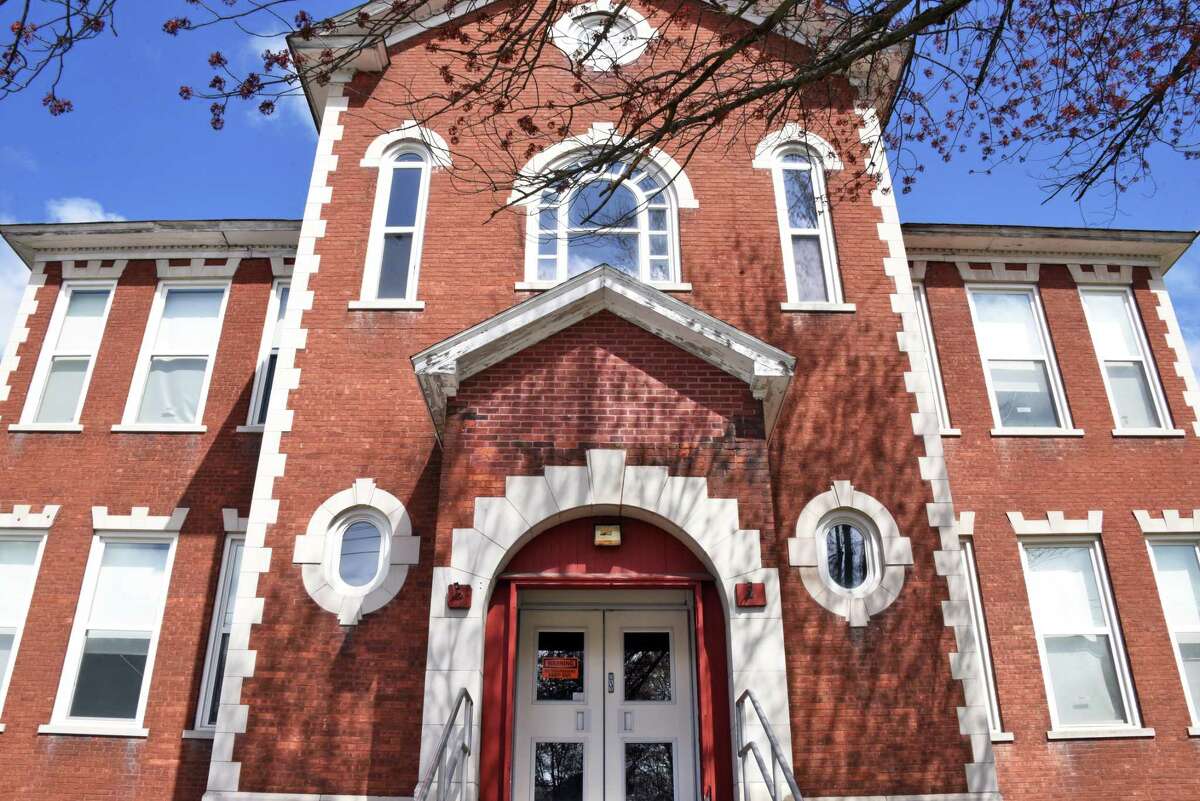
1188 725 1200 738
1046 726 1155 741
8 423 83 433
181 728 215 740
348 299 426 310
990 427 1085 438
0 722 5 733
991 731 1015 743
940 428 962 437
38 722 149 738
515 281 693 293
780 301 856 313
235 424 265 434
1112 428 1187 438
111 424 207 434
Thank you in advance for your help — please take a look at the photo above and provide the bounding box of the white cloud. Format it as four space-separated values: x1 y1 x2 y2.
0 146 36 171
44 197 125 224
241 33 316 132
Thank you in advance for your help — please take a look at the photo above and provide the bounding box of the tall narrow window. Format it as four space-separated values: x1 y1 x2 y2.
961 539 1004 735
967 288 1071 431
1146 539 1200 728
362 147 431 304
48 537 175 733
193 536 244 731
1079 288 1170 431
123 283 228 428
247 280 290 427
770 147 840 304
21 282 114 426
0 534 45 718
1019 540 1139 731
914 283 952 430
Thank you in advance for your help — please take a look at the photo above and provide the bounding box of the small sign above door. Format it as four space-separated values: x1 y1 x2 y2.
594 523 621 547
540 657 581 680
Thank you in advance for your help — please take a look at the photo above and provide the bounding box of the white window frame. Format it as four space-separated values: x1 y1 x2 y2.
0 531 48 724
43 532 178 737
1078 286 1174 435
356 144 432 309
914 282 954 433
815 509 884 600
959 538 1008 739
243 279 290 430
966 285 1076 435
189 533 244 734
768 144 843 307
1017 537 1143 736
117 280 231 432
324 507 392 599
17 280 116 431
1145 535 1200 733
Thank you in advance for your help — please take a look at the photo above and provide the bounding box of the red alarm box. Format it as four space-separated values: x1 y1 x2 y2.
446 583 472 609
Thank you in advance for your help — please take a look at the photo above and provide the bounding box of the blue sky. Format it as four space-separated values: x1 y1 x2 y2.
0 4 1197 372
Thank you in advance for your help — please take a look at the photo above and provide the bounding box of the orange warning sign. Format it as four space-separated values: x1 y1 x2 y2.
540 657 580 680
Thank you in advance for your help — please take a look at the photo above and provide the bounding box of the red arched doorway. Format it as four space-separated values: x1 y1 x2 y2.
478 516 733 801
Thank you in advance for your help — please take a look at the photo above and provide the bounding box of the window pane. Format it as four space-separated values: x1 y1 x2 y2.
1082 291 1141 359
536 631 584 702
1180 634 1200 710
275 286 290 324
973 292 1041 356
1151 544 1200 629
57 290 110 351
155 290 224 353
0 632 12 683
89 542 171 631
220 543 245 629
378 234 414 299
534 741 584 801
69 635 149 719
989 360 1060 427
649 260 669 282
206 631 230 726
567 232 639 276
791 236 828 301
255 352 278 425
385 167 423 227
137 356 207 424
1044 634 1127 726
782 166 818 228
538 259 558 282
625 742 674 801
569 182 638 228
0 540 39 626
1106 361 1160 429
649 209 667 230
34 357 88 423
1025 546 1105 632
826 523 868 589
649 234 668 257
338 520 382 587
624 631 671 701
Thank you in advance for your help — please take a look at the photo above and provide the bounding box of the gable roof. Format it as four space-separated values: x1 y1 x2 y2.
411 265 796 441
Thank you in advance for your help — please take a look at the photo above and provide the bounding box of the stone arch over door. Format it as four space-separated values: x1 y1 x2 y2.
420 449 791 801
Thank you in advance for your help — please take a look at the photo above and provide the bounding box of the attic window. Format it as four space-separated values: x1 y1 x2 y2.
551 1 655 70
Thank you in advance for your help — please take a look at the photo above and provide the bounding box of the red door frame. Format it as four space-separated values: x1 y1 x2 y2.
485 573 729 801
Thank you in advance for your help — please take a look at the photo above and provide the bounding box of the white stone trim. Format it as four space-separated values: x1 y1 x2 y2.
788 481 912 626
62 259 128 279
294 479 419 625
424 449 790 801
1133 509 1200 533
955 261 1039 283
1148 275 1200 436
1067 263 1133 284
549 0 656 70
91 506 188 532
508 122 699 209
202 79 351 801
1006 510 1102 536
854 104 998 797
909 260 928 281
0 262 47 421
269 257 295 278
359 120 452 169
155 257 242 279
202 794 407 801
0 504 60 529
751 123 844 171
223 508 249 534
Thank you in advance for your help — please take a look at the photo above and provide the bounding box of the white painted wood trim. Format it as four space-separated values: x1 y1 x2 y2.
752 124 845 171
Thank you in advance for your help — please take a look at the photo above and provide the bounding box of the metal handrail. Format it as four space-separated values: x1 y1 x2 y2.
415 688 475 801
735 689 803 801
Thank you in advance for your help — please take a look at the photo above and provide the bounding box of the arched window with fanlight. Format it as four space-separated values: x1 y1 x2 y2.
525 157 680 286
770 146 840 304
358 144 433 309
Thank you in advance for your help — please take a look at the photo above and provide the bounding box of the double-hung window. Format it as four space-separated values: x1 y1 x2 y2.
0 534 46 720
769 147 841 304
20 282 115 428
914 283 953 431
46 536 176 735
1079 288 1171 432
1019 539 1140 733
192 536 244 732
967 287 1072 432
960 539 1005 736
360 147 431 307
1146 539 1200 730
246 280 290 428
122 283 229 430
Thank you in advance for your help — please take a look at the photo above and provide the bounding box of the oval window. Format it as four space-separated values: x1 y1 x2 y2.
338 519 383 587
825 522 868 590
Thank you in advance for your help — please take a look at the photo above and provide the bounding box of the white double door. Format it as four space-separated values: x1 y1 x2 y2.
512 608 697 801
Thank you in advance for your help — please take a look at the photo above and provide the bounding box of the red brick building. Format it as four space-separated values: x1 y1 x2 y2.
0 3 1197 801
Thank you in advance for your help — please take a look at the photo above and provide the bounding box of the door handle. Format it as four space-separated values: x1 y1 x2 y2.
607 672 615 694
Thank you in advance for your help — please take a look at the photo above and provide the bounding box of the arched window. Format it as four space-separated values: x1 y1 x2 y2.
361 145 432 306
527 158 679 286
326 508 390 595
768 145 841 305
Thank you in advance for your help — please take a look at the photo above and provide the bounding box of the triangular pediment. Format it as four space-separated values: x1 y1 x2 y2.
411 266 795 441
